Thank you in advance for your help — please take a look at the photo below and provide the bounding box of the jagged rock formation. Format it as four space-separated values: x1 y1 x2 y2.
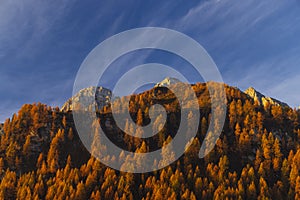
61 80 291 113
245 87 289 107
61 86 112 112
61 77 182 112
154 77 181 87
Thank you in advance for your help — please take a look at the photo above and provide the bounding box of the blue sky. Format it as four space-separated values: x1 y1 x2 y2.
1 0 300 122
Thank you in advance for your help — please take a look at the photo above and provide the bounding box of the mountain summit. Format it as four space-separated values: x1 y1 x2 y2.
245 87 289 107
61 86 112 112
61 82 291 112
154 77 181 87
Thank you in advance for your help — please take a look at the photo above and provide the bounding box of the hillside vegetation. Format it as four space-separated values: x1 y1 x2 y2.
0 83 300 199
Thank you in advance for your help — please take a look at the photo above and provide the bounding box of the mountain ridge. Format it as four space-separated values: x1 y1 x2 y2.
154 77 181 88
244 87 289 108
1 78 300 199
60 78 291 112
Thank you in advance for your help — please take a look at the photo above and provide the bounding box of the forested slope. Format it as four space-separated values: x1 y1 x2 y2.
0 83 300 199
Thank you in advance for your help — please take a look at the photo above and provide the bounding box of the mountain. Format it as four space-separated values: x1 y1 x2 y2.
1 82 300 199
61 86 112 112
61 77 182 112
245 87 289 107
61 80 290 113
154 77 181 87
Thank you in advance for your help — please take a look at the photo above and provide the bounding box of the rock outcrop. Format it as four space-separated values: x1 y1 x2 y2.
245 87 289 107
61 86 112 112
154 77 181 88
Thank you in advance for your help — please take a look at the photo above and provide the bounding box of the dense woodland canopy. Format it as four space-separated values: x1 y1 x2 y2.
0 82 300 199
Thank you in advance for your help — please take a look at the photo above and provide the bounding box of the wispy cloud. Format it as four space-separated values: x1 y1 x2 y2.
169 0 300 107
1 0 300 121
0 0 74 59
0 0 76 121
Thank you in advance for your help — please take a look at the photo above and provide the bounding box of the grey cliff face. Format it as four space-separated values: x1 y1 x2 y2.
61 86 112 112
245 87 289 108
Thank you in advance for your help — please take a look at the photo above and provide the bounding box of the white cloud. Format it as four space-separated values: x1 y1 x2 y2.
172 0 300 107
0 0 74 58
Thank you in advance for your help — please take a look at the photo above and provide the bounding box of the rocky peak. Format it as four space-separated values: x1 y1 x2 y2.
245 87 264 101
245 87 289 108
61 86 112 112
154 77 181 88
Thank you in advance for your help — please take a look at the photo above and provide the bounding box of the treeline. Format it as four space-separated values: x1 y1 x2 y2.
0 83 300 199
